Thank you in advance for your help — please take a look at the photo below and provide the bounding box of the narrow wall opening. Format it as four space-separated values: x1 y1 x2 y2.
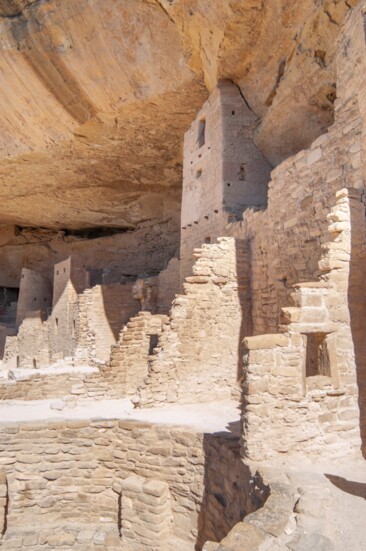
198 119 206 148
305 333 330 377
148 334 159 356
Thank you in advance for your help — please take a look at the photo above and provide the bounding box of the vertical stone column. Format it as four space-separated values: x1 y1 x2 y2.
121 476 172 550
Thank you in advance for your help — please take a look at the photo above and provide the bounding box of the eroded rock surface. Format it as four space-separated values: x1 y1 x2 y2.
0 0 357 230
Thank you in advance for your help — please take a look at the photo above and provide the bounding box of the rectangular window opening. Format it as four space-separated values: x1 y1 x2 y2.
148 334 159 356
305 333 330 378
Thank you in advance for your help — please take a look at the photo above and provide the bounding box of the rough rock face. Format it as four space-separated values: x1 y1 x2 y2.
0 0 357 230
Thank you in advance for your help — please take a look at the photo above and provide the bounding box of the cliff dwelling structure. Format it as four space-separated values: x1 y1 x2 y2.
0 0 365 549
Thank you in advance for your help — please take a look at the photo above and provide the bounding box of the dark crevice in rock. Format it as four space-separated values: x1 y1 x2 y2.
324 8 340 26
265 59 286 107
61 227 133 240
314 49 327 67
231 80 256 116
14 225 134 243
0 0 46 19
293 496 301 514
155 0 175 26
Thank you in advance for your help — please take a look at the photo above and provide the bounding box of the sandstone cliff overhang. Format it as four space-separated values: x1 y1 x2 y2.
0 0 356 230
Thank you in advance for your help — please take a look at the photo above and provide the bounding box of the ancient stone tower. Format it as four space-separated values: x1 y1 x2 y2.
180 80 271 281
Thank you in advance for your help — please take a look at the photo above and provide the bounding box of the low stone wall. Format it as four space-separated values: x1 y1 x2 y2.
0 371 89 401
0 313 167 402
0 419 267 550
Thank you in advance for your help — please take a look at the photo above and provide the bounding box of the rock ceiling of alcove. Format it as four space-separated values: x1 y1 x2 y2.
0 0 356 230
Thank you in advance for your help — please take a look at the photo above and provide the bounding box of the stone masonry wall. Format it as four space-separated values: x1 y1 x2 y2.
235 6 366 459
101 312 167 399
49 257 87 362
17 311 50 369
0 292 172 402
16 268 52 327
0 313 167 402
139 237 251 406
0 370 90 401
76 283 139 363
0 419 265 550
2 335 18 369
242 188 363 460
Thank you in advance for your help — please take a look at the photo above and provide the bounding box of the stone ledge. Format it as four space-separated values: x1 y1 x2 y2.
243 334 290 350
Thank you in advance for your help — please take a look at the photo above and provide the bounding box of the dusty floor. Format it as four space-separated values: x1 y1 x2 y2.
0 397 241 433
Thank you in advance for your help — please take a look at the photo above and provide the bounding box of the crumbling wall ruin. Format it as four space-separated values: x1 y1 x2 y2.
139 237 251 406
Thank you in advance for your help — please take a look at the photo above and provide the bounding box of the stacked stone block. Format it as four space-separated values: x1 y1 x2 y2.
121 477 172 550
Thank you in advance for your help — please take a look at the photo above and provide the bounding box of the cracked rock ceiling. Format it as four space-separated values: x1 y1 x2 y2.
0 0 357 230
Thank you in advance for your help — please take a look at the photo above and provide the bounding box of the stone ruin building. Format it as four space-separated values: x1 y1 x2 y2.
0 0 365 550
